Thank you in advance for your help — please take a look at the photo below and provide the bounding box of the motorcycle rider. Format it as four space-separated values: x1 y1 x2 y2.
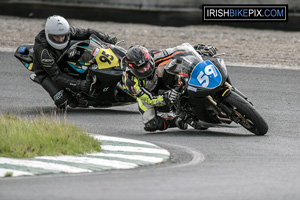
32 15 118 108
121 44 217 132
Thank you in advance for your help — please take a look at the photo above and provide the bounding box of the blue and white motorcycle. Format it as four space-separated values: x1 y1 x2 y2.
163 43 268 135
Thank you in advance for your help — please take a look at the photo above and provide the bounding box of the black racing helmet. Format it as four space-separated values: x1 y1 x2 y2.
124 45 155 79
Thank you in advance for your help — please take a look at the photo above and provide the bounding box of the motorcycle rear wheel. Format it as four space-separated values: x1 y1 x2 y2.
223 91 268 135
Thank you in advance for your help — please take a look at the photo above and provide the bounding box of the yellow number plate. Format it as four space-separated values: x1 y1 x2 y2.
95 48 119 69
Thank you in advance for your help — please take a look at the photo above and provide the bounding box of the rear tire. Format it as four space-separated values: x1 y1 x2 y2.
223 91 268 135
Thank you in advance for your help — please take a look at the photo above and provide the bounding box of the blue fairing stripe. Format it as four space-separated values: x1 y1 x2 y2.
67 62 86 74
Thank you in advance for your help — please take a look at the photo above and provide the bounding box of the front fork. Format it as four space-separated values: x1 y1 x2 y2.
206 81 251 124
223 82 251 104
205 81 234 123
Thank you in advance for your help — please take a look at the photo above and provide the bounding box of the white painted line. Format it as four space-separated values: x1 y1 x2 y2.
86 152 164 163
36 156 137 169
0 158 91 173
226 62 299 70
0 168 33 177
93 135 157 147
101 145 170 155
0 47 15 52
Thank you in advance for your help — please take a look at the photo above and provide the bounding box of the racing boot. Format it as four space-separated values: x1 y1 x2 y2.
161 114 188 130
174 117 188 130
144 116 169 132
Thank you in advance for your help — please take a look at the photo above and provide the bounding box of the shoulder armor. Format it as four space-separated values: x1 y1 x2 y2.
69 26 76 36
124 72 136 87
41 49 55 66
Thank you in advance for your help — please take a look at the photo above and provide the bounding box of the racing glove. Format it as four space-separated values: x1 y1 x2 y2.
194 44 218 56
163 89 179 107
105 36 118 45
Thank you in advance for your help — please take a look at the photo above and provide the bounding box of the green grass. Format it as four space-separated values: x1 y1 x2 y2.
4 172 13 177
0 113 101 158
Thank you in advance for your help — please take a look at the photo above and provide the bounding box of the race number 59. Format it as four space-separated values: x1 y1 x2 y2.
197 64 218 88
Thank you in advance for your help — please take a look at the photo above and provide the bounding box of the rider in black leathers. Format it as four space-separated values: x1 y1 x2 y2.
33 15 118 108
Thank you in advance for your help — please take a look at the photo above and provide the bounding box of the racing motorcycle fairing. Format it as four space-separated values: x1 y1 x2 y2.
188 60 222 89
164 43 229 98
61 37 124 75
187 57 229 98
15 45 34 71
14 35 136 108
163 43 268 135
164 43 203 75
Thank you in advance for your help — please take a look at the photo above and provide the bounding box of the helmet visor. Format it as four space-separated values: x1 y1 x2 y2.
48 33 69 44
129 59 155 78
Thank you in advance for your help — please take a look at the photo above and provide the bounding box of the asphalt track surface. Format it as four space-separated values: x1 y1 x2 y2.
1 51 300 200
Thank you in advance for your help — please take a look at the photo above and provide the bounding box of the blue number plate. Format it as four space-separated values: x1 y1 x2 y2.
188 60 222 89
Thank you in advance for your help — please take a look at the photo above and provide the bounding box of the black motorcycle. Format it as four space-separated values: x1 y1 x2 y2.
163 43 268 135
14 35 135 108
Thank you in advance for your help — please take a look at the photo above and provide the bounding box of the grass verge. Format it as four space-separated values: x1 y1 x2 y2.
0 113 101 158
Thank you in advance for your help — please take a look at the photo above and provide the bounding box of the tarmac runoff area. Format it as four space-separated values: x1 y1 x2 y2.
0 135 170 177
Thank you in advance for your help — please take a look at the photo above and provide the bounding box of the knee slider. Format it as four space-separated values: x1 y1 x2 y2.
52 90 75 109
144 116 168 131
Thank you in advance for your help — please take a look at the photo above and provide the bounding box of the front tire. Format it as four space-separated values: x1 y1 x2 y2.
223 91 268 135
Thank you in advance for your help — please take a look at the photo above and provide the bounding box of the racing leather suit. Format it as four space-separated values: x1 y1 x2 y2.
122 45 196 131
33 26 117 108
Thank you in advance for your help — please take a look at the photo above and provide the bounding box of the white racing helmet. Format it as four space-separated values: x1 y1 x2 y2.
45 15 70 50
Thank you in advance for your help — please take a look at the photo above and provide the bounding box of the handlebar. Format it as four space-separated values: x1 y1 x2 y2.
115 40 125 46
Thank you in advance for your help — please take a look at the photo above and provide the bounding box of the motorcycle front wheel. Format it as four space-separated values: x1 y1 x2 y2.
223 91 268 135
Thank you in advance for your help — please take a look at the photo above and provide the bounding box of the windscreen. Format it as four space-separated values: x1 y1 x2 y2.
164 43 203 75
